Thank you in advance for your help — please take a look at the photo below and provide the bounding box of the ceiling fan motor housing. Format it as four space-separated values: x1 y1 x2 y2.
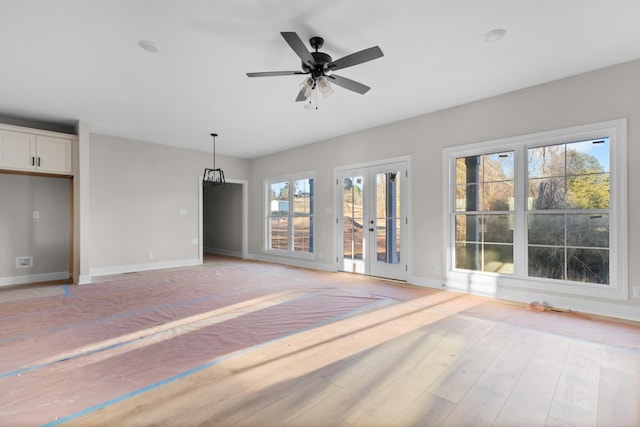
302 51 333 77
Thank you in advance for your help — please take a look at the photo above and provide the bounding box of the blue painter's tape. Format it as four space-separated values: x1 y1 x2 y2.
40 355 231 427
62 285 72 297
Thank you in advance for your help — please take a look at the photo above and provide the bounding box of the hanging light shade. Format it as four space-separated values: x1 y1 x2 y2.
203 133 225 186
300 77 315 99
317 76 333 97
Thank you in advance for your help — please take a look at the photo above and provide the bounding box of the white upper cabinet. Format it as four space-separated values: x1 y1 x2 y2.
0 126 74 175
35 135 72 174
0 130 36 170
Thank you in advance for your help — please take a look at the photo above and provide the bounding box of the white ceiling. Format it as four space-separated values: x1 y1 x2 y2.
1 0 639 158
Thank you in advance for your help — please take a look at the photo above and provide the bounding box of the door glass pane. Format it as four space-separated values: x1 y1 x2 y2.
375 171 400 265
343 176 364 261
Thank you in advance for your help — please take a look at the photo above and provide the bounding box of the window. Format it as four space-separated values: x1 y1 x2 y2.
445 120 627 300
455 151 515 274
527 139 610 284
266 176 314 255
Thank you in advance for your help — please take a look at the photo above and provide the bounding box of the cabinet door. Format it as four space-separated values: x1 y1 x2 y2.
36 136 72 174
0 130 37 171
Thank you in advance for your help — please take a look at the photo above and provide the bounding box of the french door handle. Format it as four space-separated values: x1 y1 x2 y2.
369 228 374 232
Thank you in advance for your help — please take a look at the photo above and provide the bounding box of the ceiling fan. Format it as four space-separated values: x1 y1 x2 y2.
247 32 384 102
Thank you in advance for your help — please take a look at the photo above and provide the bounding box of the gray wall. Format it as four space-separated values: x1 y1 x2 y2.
247 58 640 318
89 134 250 273
60 58 640 319
0 174 70 281
203 183 243 256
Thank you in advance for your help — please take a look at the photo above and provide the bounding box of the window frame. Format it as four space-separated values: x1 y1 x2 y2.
264 172 316 258
443 119 628 300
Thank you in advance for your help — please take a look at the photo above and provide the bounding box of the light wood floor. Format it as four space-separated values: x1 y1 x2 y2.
3 256 640 426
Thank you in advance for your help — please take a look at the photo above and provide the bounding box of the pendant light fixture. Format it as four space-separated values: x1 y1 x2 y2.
202 133 225 186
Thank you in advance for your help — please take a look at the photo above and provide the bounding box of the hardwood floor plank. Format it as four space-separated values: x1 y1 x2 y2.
494 333 570 427
597 365 640 426
600 345 639 374
226 374 344 427
339 328 451 426
389 391 456 427
427 321 513 403
342 334 451 426
442 327 543 426
548 340 601 426
545 416 577 427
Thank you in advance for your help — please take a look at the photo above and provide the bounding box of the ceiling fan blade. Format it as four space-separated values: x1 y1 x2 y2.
247 71 305 77
295 86 309 102
281 32 316 67
327 46 384 71
327 74 371 94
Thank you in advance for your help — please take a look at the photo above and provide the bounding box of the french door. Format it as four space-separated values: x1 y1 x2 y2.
336 161 408 280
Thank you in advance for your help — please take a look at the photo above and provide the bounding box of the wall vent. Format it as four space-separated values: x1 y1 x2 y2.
15 256 33 268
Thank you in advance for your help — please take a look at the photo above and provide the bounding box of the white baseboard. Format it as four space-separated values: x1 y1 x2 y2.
86 258 201 282
408 273 640 323
78 274 92 285
203 247 242 258
247 253 335 272
0 271 70 287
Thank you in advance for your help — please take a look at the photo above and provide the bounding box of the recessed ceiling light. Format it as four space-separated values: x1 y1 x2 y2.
482 29 506 43
138 39 159 53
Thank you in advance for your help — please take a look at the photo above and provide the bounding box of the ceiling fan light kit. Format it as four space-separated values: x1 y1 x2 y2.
247 32 383 107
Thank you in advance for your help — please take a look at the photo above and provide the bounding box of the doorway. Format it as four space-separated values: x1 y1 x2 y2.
336 160 409 281
199 179 248 263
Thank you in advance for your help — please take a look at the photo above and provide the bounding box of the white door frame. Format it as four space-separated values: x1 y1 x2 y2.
198 178 249 264
334 156 411 280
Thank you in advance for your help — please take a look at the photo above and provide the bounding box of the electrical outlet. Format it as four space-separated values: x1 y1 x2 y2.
633 286 640 298
148 252 154 260
32 211 40 219
16 256 33 268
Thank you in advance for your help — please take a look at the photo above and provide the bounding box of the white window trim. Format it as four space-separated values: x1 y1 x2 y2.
264 171 316 260
442 119 628 301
